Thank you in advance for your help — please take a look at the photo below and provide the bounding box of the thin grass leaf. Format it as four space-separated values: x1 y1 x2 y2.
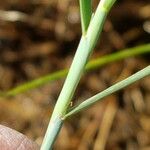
64 65 150 119
79 0 92 34
1 43 149 97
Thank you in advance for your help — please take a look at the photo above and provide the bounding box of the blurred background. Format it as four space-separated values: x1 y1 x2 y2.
0 0 150 149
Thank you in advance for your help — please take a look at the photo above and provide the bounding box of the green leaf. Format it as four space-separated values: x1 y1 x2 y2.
64 65 150 119
1 43 150 97
79 0 92 34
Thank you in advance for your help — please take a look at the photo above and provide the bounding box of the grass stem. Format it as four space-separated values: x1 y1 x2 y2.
41 0 117 149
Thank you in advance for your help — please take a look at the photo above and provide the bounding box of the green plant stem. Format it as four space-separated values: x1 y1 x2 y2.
100 0 117 10
2 43 150 97
79 0 92 34
64 65 150 119
41 1 117 149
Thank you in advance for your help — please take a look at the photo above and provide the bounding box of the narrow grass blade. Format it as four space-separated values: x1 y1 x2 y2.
64 65 150 119
1 43 150 97
79 0 92 34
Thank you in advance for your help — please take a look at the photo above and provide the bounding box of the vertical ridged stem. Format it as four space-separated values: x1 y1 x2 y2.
41 0 117 149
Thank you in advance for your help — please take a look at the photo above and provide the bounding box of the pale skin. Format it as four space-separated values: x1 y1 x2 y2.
0 125 39 150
